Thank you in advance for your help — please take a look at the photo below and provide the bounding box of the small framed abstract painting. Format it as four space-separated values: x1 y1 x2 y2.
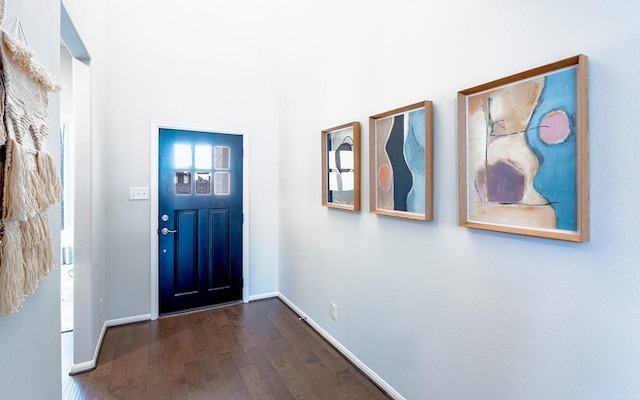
369 101 434 221
322 122 361 211
457 55 589 242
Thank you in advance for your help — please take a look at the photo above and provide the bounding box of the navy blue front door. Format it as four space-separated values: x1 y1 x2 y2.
158 128 243 314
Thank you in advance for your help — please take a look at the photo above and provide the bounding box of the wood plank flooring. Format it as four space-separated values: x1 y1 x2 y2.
63 298 391 400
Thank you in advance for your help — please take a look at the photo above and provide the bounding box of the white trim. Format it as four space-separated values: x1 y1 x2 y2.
277 293 407 400
247 291 279 302
150 122 159 320
106 314 151 327
68 313 151 375
69 321 107 375
69 360 95 375
149 121 250 320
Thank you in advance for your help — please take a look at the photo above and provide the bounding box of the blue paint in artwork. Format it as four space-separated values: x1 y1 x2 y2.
386 114 412 211
525 67 578 231
404 109 426 214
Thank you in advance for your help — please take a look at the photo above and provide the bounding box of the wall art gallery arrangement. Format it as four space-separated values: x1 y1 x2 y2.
321 55 588 243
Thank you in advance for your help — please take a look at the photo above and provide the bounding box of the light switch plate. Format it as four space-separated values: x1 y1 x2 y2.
129 187 149 200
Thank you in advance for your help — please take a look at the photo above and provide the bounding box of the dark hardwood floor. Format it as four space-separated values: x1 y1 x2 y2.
63 298 391 399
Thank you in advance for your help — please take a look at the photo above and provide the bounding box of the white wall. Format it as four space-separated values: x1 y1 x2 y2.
104 0 280 319
60 46 73 115
0 1 635 398
0 1 62 398
277 0 640 399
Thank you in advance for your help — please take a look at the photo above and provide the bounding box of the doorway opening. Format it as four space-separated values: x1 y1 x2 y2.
149 123 251 320
60 2 92 393
60 44 75 334
158 129 244 314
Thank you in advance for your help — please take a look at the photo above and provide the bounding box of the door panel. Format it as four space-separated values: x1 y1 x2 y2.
175 209 198 295
158 128 243 314
208 208 230 290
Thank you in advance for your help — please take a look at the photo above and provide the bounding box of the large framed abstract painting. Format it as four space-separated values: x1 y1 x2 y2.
322 122 361 211
458 55 589 242
369 101 433 220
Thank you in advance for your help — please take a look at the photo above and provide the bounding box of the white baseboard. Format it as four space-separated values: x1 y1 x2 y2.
69 359 95 375
69 314 150 375
277 293 406 400
69 321 107 375
247 291 279 302
106 313 151 327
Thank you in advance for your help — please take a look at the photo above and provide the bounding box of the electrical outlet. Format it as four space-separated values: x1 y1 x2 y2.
129 187 149 200
330 302 338 321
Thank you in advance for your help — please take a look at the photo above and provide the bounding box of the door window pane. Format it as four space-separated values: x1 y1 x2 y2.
175 171 192 195
214 146 230 170
174 144 192 168
214 172 230 195
194 145 212 169
196 172 212 195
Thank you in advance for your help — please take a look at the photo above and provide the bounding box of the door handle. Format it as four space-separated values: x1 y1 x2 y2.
160 227 177 235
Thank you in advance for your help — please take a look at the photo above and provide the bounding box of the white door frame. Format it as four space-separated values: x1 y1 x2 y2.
149 121 250 320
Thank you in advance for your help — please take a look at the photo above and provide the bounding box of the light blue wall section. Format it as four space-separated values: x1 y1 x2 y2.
277 1 640 399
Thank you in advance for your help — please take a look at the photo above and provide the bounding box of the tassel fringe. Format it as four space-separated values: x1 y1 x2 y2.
20 213 45 247
3 138 33 220
0 144 61 314
0 67 5 146
25 213 54 293
22 243 38 294
37 212 54 277
0 213 55 313
28 165 49 211
0 223 25 315
37 150 61 204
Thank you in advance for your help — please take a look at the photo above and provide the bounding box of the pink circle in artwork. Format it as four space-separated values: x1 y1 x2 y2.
539 110 570 144
378 164 392 191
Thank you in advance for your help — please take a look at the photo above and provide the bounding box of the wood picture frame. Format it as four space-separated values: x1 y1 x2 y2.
321 122 361 211
457 55 589 242
369 101 434 220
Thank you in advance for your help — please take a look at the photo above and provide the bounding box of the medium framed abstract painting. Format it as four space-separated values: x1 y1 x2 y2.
369 101 433 221
457 55 589 242
322 122 361 211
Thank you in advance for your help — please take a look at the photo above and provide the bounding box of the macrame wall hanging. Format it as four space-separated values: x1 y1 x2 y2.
0 2 63 315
